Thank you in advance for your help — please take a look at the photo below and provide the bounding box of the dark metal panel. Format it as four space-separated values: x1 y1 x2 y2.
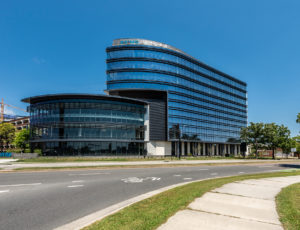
109 90 168 141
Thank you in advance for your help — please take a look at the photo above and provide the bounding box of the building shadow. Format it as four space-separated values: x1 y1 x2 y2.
279 164 300 169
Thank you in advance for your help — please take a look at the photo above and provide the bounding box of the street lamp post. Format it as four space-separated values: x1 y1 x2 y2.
176 123 181 159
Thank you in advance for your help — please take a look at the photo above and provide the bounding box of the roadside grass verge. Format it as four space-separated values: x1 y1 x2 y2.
276 182 300 230
16 156 241 163
83 170 300 230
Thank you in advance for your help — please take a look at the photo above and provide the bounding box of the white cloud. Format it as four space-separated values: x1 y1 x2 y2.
32 57 46 64
4 107 16 115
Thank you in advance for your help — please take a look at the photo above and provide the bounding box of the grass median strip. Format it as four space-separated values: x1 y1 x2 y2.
276 182 300 230
83 170 300 230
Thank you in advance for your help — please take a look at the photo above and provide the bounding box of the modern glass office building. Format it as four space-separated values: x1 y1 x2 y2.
22 94 147 155
23 38 247 156
106 38 247 156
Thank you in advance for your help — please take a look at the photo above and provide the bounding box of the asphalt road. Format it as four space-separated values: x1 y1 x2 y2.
0 162 299 230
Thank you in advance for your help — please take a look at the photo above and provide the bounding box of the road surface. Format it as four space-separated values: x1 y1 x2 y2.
0 162 299 230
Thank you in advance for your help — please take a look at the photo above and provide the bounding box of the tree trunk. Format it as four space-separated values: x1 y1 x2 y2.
255 148 258 159
272 148 275 160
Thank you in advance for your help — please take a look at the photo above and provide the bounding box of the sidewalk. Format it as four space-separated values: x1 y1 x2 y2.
0 159 295 171
158 175 300 230
0 159 18 164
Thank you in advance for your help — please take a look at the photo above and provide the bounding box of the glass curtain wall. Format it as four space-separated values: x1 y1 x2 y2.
29 99 146 155
106 44 247 144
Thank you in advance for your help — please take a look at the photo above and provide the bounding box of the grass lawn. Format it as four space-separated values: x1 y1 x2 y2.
276 182 300 230
83 170 300 230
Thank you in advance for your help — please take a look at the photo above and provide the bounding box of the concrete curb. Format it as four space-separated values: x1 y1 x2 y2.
54 176 222 230
1 159 297 171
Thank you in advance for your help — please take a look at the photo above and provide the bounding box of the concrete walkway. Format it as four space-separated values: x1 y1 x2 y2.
0 159 18 164
158 175 300 230
0 159 296 171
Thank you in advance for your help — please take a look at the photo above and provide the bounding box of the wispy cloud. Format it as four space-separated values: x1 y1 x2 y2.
32 57 46 64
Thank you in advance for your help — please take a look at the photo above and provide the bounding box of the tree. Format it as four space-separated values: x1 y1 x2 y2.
240 122 264 158
14 129 30 153
280 138 296 158
297 113 300 124
293 136 300 159
0 123 15 151
264 123 291 160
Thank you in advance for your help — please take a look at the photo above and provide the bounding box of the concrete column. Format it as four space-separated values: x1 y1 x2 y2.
216 144 219 156
203 143 206 156
221 144 224 156
235 144 238 156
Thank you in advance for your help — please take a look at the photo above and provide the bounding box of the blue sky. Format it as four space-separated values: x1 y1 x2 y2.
1 0 299 136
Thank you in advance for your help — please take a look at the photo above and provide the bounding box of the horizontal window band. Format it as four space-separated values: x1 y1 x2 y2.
169 114 244 129
106 46 247 87
107 79 246 107
169 106 247 124
168 98 247 119
169 123 240 135
107 68 246 100
30 122 145 128
168 128 240 140
30 139 145 143
168 90 247 111
169 119 241 134
107 57 246 94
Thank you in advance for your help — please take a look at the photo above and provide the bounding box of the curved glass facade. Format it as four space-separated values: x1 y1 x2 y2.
28 97 146 156
106 40 247 144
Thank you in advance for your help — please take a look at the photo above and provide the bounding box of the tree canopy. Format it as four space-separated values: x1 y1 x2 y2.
240 122 264 158
14 129 30 153
0 123 15 151
241 122 293 159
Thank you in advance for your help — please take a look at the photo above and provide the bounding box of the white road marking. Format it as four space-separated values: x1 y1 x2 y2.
122 177 143 183
239 172 245 174
121 177 161 183
173 175 181 177
72 180 84 183
0 190 9 193
210 173 218 176
183 178 192 180
146 177 161 181
68 185 84 188
69 172 110 176
196 169 209 171
0 183 41 188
